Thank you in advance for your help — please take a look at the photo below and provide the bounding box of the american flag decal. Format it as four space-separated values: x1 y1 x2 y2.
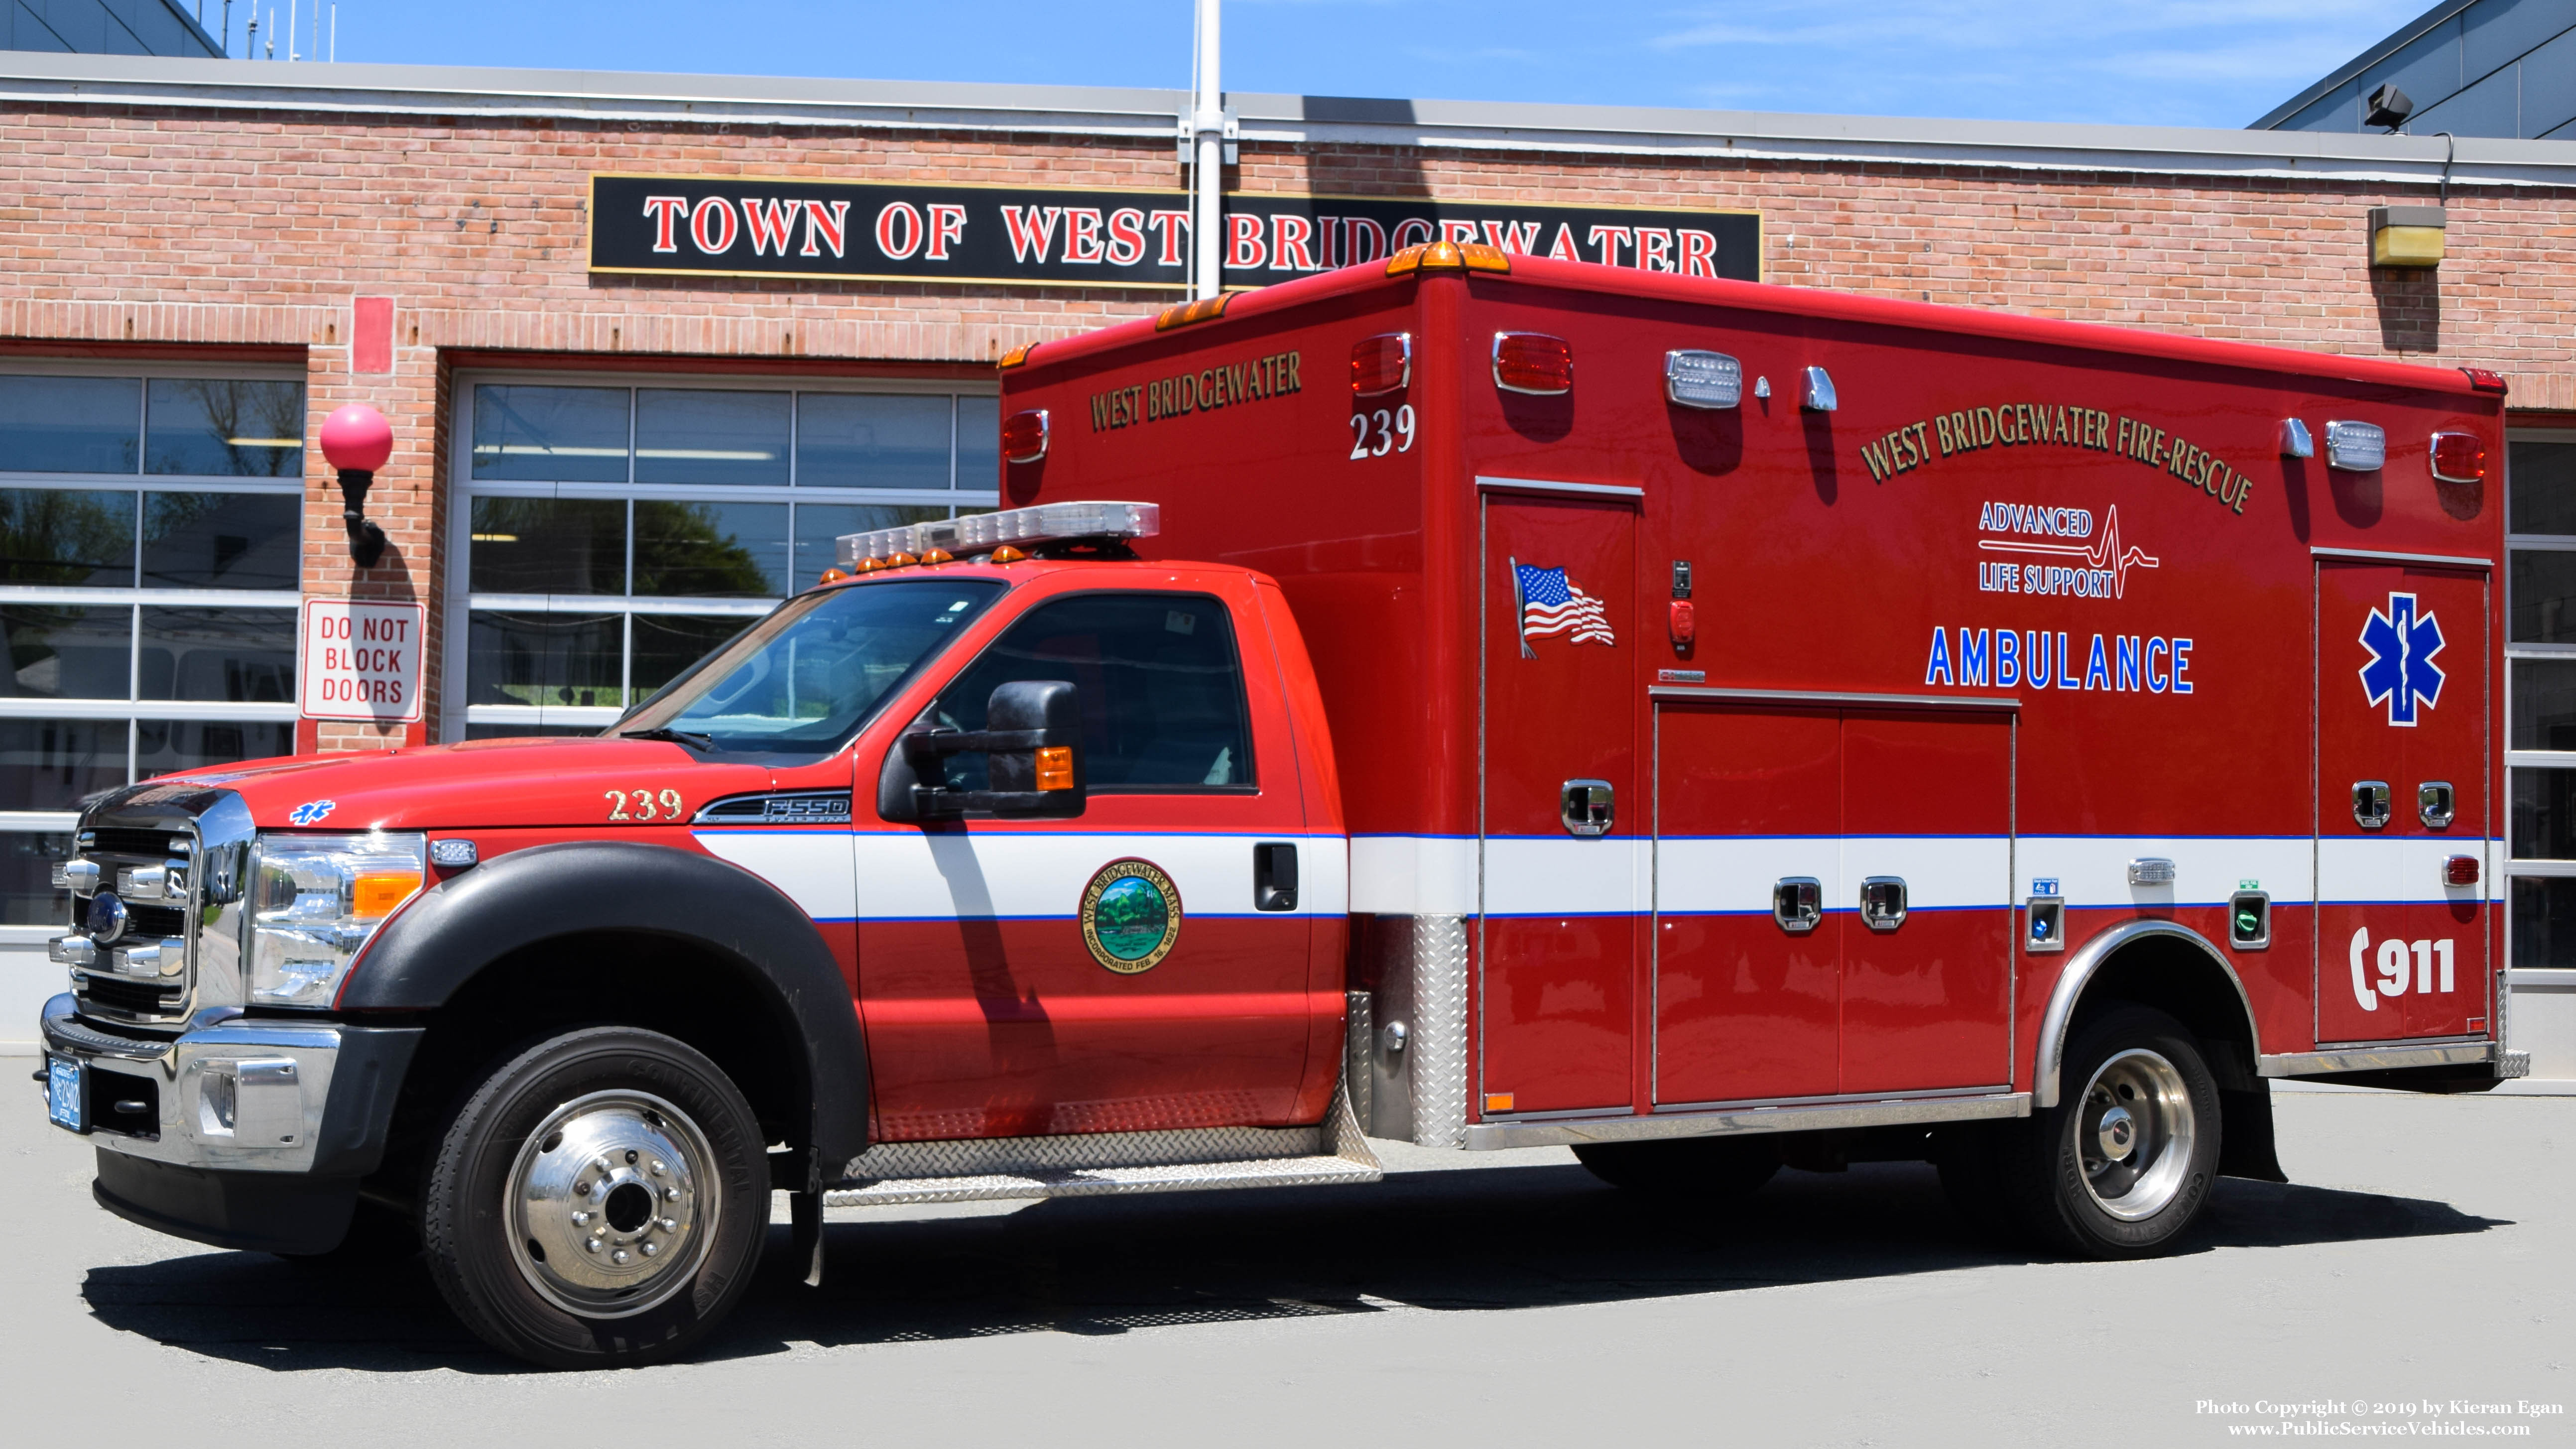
1510 558 1616 657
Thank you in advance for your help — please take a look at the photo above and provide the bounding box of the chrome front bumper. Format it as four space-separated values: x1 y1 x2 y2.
38 993 419 1177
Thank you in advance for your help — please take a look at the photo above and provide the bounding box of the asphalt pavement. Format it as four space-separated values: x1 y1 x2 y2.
2 1087 2568 1447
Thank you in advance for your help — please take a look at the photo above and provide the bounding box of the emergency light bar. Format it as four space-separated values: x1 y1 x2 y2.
836 500 1161 571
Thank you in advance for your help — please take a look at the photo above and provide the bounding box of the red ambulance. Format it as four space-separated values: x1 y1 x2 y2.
37 240 2519 1368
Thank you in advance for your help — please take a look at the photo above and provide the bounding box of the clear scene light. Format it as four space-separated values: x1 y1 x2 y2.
837 501 1161 569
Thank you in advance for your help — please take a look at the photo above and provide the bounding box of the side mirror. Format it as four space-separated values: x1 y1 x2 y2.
877 680 1086 821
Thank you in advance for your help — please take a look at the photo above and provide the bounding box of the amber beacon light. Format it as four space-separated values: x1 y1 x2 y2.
318 403 394 569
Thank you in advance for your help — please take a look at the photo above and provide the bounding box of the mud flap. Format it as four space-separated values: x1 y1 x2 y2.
2216 1084 2287 1183
790 1189 824 1287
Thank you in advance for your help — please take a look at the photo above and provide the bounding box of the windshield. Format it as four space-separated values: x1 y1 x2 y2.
610 579 1005 753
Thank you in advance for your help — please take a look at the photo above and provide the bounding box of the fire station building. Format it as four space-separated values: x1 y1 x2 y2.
1 51 2573 1081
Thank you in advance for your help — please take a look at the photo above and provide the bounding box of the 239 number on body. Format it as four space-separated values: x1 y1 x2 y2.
608 788 685 822
1349 405 1416 460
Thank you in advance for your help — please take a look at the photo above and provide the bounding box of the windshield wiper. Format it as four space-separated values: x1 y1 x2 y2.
624 725 719 752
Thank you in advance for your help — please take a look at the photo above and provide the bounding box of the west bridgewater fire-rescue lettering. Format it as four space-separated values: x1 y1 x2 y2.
1857 402 2256 516
1090 351 1302 432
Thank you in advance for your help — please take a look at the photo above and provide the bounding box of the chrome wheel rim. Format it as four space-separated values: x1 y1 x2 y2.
2076 1048 2196 1221
505 1089 717 1319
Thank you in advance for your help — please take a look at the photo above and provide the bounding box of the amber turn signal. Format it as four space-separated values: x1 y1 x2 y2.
1035 745 1074 791
2430 432 2486 484
353 871 423 919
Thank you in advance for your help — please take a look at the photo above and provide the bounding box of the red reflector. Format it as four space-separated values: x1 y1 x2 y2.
2459 366 2509 395
2430 431 2485 484
1493 332 1572 395
1351 333 1412 396
2446 855 2481 887
1000 408 1049 464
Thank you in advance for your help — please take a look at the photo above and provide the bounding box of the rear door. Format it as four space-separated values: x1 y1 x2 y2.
856 586 1320 1140
2315 558 2492 1043
1480 491 1640 1115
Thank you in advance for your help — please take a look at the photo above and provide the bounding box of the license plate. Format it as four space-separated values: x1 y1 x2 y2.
46 1055 85 1134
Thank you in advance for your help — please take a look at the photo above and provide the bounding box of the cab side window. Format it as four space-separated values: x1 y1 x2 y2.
930 592 1254 792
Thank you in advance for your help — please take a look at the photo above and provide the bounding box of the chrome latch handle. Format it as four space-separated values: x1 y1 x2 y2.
1773 876 1822 934
2418 781 2454 829
1560 779 1614 837
1859 876 1907 932
2353 781 2391 830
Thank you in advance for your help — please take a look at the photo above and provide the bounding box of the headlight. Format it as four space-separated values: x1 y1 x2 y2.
249 831 426 1008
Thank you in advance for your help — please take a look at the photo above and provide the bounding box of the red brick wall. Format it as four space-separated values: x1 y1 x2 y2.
2 102 2568 746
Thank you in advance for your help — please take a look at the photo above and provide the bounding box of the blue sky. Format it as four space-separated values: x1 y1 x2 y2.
227 0 2427 128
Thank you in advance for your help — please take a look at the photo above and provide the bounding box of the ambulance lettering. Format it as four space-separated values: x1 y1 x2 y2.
2359 591 2445 726
1925 628 2190 693
2348 928 2457 1011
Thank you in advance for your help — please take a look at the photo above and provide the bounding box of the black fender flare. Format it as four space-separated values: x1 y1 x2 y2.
341 841 867 1180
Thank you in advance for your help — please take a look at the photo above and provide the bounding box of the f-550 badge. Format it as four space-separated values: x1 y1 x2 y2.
2360 592 2446 726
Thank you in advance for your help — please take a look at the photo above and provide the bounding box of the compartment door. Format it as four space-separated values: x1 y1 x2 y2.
1652 703 1841 1105
1480 493 1639 1114
2315 559 2492 1044
1838 708 2015 1092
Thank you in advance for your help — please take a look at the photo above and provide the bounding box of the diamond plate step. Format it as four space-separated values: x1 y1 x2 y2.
825 1080 1381 1208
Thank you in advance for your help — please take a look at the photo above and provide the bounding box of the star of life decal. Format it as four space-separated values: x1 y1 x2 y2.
2359 591 2445 727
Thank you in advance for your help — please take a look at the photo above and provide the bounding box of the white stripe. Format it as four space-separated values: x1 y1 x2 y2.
1482 836 1646 916
2318 836 2499 906
700 830 1348 922
695 830 856 922
1350 836 1479 915
2018 836 2314 907
1655 836 2010 913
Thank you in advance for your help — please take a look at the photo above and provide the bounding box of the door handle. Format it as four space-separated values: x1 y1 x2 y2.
1253 842 1298 911
2417 781 2453 829
2352 781 2391 830
1773 877 1822 934
1561 780 1613 837
1859 876 1907 932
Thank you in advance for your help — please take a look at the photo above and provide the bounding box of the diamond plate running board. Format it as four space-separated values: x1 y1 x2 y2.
825 1080 1382 1209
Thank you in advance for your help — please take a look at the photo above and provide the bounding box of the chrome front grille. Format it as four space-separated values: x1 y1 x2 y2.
61 827 198 1032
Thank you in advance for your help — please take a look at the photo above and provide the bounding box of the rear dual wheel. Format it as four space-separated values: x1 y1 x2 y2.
422 1027 767 1369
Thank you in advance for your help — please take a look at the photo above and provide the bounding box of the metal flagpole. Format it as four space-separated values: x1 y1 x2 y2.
1191 0 1222 301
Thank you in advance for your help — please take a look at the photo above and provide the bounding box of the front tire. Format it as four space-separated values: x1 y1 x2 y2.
421 1027 766 1369
1997 1005 2222 1258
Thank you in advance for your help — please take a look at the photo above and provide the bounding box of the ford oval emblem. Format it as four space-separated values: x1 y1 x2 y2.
86 891 128 945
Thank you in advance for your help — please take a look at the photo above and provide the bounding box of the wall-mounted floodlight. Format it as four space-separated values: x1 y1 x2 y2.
2364 83 2413 132
2369 205 2445 268
1800 366 1837 412
2280 419 2315 459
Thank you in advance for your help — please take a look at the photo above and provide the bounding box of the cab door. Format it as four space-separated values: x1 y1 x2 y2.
1479 492 1639 1115
2315 559 2492 1044
856 585 1320 1140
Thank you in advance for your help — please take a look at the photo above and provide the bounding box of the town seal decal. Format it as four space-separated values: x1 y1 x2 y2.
1081 858 1183 974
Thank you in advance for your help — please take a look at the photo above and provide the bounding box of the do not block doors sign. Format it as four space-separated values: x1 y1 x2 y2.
301 600 426 723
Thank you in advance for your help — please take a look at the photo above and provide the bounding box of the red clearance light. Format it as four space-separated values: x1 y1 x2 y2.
2430 432 2486 484
1351 333 1412 396
1493 332 1572 395
2460 367 2509 395
2446 855 2481 887
1155 295 1231 331
1000 408 1050 464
